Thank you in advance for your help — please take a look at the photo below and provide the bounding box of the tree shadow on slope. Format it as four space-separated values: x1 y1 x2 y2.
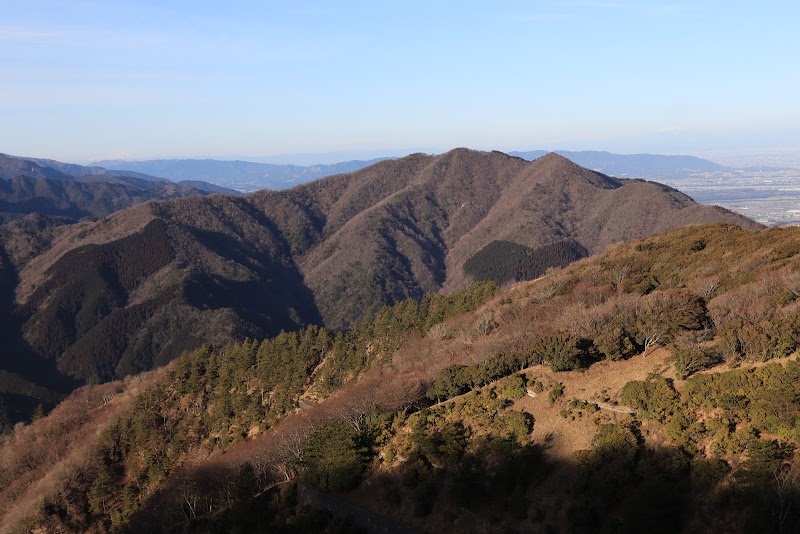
46 413 800 534
0 243 78 424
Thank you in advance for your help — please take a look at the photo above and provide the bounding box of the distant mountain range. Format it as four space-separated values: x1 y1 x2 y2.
0 153 238 223
508 150 726 178
93 157 391 192
93 151 728 192
0 149 756 421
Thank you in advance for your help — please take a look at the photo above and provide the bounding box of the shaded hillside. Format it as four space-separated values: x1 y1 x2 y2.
2 153 164 188
1 149 756 421
27 156 170 183
9 223 800 532
15 202 321 384
0 153 239 223
0 154 74 182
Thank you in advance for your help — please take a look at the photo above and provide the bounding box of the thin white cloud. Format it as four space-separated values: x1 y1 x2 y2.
0 25 68 42
0 24 169 47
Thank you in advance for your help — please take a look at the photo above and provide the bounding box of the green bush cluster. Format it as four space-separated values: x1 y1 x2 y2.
423 334 593 408
301 420 370 493
531 333 593 371
594 324 640 361
619 377 679 423
685 360 800 443
671 343 722 379
548 383 565 405
425 352 532 403
389 390 542 518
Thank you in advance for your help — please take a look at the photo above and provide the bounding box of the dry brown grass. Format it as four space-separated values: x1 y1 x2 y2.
0 368 165 534
516 347 672 460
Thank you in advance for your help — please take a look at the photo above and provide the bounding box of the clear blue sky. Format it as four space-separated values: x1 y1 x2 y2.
1 0 798 163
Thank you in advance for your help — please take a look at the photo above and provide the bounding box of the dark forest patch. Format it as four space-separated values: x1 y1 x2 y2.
464 239 588 285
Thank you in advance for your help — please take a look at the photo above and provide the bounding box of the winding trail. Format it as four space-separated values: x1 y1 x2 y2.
595 401 636 414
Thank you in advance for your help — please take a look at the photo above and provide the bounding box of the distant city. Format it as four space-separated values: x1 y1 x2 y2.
660 167 800 227
696 146 800 169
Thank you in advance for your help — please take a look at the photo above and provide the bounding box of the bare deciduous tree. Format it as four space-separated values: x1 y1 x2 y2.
610 266 628 293
766 462 800 533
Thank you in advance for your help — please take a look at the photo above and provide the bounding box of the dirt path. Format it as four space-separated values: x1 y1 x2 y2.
596 402 636 414
514 348 672 459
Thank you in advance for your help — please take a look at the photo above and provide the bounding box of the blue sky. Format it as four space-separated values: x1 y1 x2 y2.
1 1 798 163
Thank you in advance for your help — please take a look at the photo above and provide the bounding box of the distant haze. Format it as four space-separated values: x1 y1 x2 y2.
1 2 798 162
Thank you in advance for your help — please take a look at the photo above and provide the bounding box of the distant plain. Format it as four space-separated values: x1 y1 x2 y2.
661 167 800 226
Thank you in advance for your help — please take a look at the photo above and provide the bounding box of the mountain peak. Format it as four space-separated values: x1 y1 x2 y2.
535 151 585 169
528 151 621 190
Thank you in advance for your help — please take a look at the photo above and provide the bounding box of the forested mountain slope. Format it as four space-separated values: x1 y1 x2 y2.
0 150 756 424
253 149 755 325
5 223 800 532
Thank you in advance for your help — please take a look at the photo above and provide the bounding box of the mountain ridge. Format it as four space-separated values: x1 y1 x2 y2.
93 150 730 192
0 148 757 421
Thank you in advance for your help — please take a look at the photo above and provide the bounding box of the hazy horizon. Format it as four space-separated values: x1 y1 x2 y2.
86 145 800 170
2 1 798 164
6 144 799 170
